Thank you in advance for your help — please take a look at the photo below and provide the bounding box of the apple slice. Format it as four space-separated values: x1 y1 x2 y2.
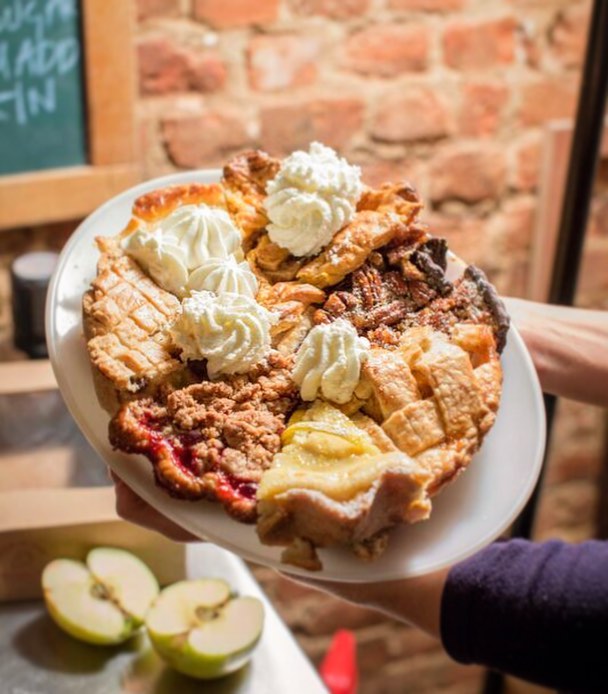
42 547 159 645
146 579 264 679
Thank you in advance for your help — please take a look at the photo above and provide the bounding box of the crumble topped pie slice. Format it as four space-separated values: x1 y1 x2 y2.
109 352 298 522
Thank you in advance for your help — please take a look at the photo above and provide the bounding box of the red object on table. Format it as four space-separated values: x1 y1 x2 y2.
319 629 358 694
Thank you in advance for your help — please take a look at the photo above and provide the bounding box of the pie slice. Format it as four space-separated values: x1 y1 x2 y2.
83 243 186 413
256 401 432 569
83 183 240 412
109 352 298 522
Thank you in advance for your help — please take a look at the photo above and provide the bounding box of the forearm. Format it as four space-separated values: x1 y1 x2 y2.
441 539 608 692
505 298 608 407
298 570 447 638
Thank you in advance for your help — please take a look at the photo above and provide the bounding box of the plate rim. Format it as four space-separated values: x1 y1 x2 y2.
45 169 547 583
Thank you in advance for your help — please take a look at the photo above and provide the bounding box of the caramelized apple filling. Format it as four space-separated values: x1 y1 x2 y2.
258 402 418 502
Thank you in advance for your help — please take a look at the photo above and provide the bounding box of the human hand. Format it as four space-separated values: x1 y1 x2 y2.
111 472 199 542
503 297 608 407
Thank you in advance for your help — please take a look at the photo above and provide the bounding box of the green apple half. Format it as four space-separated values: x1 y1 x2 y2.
146 579 264 679
42 547 159 645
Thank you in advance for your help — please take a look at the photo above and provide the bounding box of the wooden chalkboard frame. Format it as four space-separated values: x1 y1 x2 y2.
0 0 140 231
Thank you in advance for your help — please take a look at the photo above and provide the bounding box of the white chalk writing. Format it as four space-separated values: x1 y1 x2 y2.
0 0 80 126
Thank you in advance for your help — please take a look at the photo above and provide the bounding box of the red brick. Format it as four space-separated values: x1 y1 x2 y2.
511 134 541 192
578 238 608 294
371 86 450 142
495 197 535 253
592 196 608 238
260 98 365 155
519 77 579 126
546 452 601 485
138 37 226 95
162 111 251 168
290 0 370 20
550 2 591 68
429 144 507 203
187 51 228 93
359 158 425 189
193 0 280 28
138 37 190 94
459 81 509 137
363 651 483 694
272 574 318 603
343 24 429 77
294 595 387 636
137 0 182 21
536 480 598 538
389 0 466 11
248 35 319 92
356 633 393 675
443 17 516 70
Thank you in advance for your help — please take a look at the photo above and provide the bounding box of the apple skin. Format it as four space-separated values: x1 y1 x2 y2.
146 580 264 680
150 629 261 680
41 549 159 646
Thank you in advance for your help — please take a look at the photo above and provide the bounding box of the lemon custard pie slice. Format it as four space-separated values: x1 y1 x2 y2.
85 142 509 570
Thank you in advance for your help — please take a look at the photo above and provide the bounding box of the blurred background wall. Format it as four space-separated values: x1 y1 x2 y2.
1 0 606 691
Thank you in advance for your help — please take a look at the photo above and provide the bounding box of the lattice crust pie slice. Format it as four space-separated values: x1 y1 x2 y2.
83 183 231 413
83 143 509 571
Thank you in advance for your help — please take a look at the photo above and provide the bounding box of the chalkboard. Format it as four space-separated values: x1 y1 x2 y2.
0 0 86 176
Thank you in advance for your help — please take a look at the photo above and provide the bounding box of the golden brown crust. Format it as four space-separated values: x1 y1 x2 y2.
132 183 227 223
222 150 280 251
83 253 184 413
257 280 326 354
257 453 432 571
357 181 423 217
297 211 412 288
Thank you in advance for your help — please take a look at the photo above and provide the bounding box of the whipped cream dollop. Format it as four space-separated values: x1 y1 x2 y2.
123 204 243 296
123 229 190 296
292 319 369 404
157 204 242 268
187 256 258 299
264 142 363 257
170 291 276 378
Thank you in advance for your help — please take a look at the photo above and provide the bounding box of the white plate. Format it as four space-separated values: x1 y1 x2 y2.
46 170 546 583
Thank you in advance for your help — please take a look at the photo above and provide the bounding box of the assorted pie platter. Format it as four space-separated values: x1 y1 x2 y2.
46 168 546 582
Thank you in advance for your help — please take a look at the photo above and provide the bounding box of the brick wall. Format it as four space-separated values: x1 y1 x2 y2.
1 0 606 690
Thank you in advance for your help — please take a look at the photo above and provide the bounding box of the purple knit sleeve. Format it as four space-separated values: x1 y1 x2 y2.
440 539 608 693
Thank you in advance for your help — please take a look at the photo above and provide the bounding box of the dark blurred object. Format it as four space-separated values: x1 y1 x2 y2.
10 251 58 359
